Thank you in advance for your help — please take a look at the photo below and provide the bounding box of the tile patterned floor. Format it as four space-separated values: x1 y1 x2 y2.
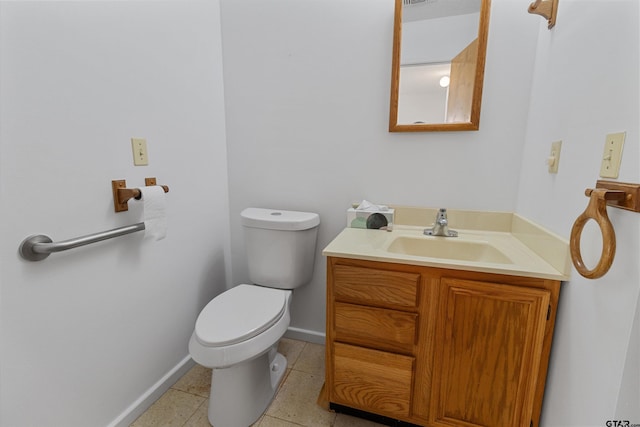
130 338 385 427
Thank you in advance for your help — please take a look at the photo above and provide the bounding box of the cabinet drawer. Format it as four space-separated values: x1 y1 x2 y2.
333 264 419 309
335 302 418 354
332 342 414 419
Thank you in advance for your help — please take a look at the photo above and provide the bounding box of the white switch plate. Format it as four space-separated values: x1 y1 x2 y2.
131 138 148 166
547 140 562 173
599 132 625 178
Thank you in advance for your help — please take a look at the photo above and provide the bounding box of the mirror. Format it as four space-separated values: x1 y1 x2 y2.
389 0 491 132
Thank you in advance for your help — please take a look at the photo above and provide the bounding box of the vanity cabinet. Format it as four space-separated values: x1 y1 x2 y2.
325 257 561 427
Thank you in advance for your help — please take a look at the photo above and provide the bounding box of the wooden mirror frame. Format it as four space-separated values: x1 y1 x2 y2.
389 0 491 132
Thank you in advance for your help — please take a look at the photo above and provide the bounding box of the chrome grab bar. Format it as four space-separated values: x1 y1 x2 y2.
19 222 146 261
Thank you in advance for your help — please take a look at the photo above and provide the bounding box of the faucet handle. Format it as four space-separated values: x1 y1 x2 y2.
424 208 457 237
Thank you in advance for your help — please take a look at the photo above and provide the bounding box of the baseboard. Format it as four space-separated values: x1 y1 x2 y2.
106 355 195 427
285 326 326 345
330 403 422 427
107 327 324 426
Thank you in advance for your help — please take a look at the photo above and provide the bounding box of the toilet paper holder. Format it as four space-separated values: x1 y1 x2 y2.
112 177 169 212
570 180 640 279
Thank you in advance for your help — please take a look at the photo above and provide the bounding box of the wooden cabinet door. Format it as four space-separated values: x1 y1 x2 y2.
446 38 478 123
431 278 550 427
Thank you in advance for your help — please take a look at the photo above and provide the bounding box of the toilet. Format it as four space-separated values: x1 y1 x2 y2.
188 207 320 427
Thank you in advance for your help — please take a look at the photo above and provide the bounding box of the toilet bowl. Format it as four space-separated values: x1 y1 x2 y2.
188 284 292 427
189 284 291 369
189 207 320 427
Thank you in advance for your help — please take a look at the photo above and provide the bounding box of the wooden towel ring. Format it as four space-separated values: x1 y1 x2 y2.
569 188 621 279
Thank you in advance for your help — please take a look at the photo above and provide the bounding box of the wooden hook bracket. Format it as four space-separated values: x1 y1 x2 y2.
111 178 169 212
591 180 640 212
528 0 559 29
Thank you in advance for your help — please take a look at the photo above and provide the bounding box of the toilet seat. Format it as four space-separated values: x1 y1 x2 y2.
194 284 287 347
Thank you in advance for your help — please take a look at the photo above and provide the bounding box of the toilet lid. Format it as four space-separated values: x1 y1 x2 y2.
195 284 287 347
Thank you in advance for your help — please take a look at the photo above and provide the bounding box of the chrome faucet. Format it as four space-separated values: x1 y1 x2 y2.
424 208 458 237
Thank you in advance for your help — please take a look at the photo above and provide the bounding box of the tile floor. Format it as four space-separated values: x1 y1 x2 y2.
130 338 386 427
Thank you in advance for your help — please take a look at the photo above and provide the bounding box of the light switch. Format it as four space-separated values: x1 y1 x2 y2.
547 140 562 173
599 132 625 178
131 138 148 166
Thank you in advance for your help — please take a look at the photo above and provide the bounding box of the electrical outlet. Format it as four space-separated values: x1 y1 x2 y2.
547 140 562 173
599 132 625 178
131 138 148 166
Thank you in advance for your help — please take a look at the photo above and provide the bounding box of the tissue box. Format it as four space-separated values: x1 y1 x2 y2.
347 208 394 229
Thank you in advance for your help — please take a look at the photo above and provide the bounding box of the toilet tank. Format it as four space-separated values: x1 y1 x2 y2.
241 208 320 289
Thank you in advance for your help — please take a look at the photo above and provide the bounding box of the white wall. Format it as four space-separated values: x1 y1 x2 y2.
402 13 480 64
221 0 640 425
0 1 230 426
221 0 538 340
516 1 640 425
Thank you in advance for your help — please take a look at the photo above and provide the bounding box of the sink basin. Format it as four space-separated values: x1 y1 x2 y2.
387 236 513 264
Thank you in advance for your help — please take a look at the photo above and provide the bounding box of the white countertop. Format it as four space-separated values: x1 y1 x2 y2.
323 208 571 281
